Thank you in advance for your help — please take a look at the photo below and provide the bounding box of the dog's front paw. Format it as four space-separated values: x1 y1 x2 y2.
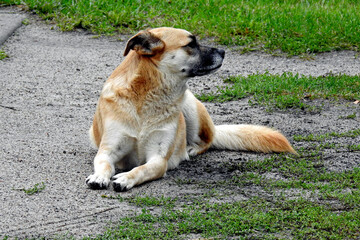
86 174 110 190
112 173 136 192
187 145 201 156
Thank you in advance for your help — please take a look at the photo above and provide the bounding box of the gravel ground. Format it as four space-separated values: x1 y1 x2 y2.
0 9 359 239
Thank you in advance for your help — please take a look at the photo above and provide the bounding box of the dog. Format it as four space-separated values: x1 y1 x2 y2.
86 27 296 191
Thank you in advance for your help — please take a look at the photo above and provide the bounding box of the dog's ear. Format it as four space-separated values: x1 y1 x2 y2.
124 30 165 57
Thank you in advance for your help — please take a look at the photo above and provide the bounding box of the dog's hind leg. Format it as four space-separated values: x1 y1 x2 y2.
182 90 215 156
86 120 135 190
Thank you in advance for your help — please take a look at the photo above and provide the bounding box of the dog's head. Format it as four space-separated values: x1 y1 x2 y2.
124 27 225 78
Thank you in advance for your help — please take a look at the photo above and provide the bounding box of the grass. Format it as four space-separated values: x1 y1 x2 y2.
13 182 46 195
101 194 177 208
0 49 8 60
1 0 360 55
339 112 357 119
228 129 360 211
84 198 360 240
293 128 360 141
89 178 360 240
197 72 360 111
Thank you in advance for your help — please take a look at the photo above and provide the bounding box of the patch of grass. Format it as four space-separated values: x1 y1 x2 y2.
86 197 360 240
128 195 177 208
228 131 359 189
174 177 197 186
339 112 357 119
101 194 124 201
101 194 176 208
14 182 46 195
226 127 360 212
22 18 30 25
0 50 8 60
198 73 360 111
293 128 360 142
2 0 360 55
348 144 360 152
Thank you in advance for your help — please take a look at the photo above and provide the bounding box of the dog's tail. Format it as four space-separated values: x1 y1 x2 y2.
211 125 297 155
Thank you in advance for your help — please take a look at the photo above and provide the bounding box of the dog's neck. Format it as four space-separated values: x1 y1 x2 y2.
105 52 188 114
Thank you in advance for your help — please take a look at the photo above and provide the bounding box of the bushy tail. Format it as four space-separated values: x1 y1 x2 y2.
212 125 297 155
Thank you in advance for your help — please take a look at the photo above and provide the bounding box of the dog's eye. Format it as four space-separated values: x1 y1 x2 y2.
184 36 198 49
186 40 197 48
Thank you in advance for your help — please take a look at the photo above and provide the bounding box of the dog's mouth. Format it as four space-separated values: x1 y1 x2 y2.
193 64 223 76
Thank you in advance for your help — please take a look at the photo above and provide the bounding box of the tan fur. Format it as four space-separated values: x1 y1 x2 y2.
90 120 100 148
196 100 215 154
212 125 297 154
150 28 191 52
104 51 163 113
86 27 296 192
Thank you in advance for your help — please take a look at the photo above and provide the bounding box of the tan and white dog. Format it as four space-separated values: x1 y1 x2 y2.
86 27 296 191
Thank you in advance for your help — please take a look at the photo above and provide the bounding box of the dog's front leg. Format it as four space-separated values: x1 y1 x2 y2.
112 156 168 191
86 121 135 190
112 126 176 191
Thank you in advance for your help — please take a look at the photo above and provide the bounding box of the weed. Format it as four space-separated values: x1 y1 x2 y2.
0 50 8 60
14 182 46 195
22 18 30 25
101 194 124 202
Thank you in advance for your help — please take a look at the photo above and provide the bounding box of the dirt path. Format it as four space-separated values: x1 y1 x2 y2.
0 10 359 239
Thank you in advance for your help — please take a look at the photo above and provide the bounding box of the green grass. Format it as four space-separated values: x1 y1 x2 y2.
86 196 360 239
293 129 360 142
197 72 360 111
339 112 357 119
14 182 46 195
227 129 360 209
1 0 360 55
101 194 176 208
0 49 8 60
128 195 177 208
228 129 360 188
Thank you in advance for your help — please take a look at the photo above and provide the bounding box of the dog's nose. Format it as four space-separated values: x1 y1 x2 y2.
218 49 225 58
